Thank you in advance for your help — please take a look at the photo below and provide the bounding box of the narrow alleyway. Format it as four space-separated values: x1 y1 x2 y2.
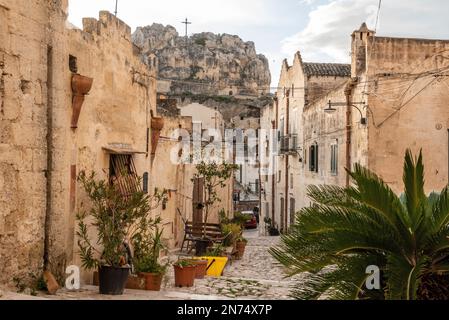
1 230 301 300
171 230 300 300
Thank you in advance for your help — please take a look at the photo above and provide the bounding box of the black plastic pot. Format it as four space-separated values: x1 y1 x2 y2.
98 266 130 295
269 227 280 236
195 239 210 256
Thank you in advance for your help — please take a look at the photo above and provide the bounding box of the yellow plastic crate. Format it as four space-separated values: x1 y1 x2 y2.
195 257 228 277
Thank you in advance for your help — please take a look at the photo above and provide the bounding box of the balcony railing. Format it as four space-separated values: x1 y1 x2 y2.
280 134 301 155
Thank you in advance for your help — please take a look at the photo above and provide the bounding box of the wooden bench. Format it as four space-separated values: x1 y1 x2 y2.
181 222 230 253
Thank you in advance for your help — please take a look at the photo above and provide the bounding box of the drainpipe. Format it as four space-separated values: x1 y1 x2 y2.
272 97 278 224
284 90 290 232
344 80 357 187
43 46 53 271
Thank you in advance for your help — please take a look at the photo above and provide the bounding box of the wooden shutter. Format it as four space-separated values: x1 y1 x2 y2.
192 178 204 225
309 145 315 172
289 198 296 225
110 154 141 197
315 145 319 173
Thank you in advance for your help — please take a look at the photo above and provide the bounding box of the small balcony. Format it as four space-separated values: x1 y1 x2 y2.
280 134 301 155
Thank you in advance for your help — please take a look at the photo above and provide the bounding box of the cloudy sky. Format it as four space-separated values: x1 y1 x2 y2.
68 0 449 87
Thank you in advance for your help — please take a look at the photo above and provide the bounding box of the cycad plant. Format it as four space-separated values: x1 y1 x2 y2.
270 150 449 300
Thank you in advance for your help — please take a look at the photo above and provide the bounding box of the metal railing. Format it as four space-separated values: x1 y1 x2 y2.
279 134 301 155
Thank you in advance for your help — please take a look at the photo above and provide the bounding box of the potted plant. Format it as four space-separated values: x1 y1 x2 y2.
173 260 197 288
206 244 227 257
221 223 242 248
133 226 168 291
191 259 209 279
235 236 248 260
264 217 280 236
192 162 238 255
76 171 167 295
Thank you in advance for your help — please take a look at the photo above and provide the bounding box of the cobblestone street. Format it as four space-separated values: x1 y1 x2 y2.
1 230 301 300
171 230 301 300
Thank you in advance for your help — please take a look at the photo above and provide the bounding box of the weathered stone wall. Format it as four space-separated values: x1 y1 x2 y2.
274 55 306 232
267 52 355 231
0 0 68 285
265 25 449 223
177 103 235 223
0 2 200 286
62 11 160 284
305 75 349 106
366 36 449 193
150 116 195 249
259 103 275 233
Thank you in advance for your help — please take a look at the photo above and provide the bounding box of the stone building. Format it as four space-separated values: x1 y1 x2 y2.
0 0 234 287
260 53 351 232
1 0 72 285
261 23 449 231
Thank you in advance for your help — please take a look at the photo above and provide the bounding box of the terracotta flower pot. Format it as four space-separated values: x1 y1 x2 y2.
151 117 165 131
174 265 196 288
72 74 94 95
151 117 165 155
126 275 145 290
71 74 93 129
139 272 163 291
193 260 208 279
235 241 247 260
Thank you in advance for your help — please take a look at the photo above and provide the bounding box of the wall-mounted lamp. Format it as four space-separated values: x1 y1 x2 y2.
325 100 367 125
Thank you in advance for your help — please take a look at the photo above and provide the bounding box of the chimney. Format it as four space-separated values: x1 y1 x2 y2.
351 23 375 77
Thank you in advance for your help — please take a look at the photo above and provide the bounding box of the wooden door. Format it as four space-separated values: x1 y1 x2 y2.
193 177 204 225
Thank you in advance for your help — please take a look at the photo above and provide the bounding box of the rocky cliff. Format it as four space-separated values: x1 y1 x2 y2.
132 24 271 96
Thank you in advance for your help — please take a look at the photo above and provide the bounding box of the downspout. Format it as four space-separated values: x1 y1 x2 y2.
285 90 290 232
344 80 357 187
43 46 53 271
272 97 279 224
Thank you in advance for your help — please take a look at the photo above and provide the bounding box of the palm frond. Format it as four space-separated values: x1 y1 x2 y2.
348 164 413 250
403 149 426 232
386 254 428 300
291 254 386 300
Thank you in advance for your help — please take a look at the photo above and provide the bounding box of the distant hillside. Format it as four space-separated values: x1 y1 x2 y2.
132 23 271 97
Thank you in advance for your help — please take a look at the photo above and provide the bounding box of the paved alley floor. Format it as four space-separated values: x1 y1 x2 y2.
1 230 302 300
171 230 301 300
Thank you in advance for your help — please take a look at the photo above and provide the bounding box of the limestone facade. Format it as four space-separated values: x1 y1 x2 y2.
261 24 449 231
0 1 234 286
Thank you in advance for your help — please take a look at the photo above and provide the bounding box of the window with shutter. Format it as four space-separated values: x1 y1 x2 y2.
315 144 319 173
331 144 338 175
289 198 296 225
309 145 315 172
109 154 142 197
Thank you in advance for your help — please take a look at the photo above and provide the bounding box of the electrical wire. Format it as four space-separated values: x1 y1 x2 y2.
361 0 382 98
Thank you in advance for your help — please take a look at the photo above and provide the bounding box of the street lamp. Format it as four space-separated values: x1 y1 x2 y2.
325 100 367 125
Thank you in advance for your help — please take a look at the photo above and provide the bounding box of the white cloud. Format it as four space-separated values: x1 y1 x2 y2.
282 0 379 63
300 0 317 5
281 0 449 64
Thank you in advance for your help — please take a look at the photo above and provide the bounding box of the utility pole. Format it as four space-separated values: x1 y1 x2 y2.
181 18 192 45
114 0 118 16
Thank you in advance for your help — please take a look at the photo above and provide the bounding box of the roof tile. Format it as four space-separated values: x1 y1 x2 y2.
303 63 351 77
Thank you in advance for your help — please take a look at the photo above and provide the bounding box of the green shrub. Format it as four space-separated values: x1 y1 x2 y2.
232 212 248 227
221 223 242 247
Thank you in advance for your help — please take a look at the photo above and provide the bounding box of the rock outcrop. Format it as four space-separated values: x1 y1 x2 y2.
132 24 271 96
